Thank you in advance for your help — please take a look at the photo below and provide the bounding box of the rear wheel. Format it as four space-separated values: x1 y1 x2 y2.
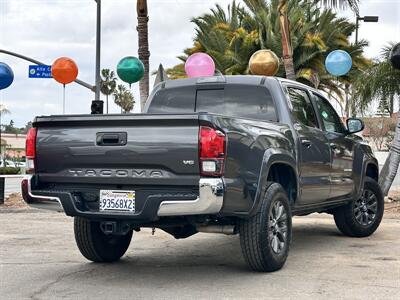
333 177 384 237
74 217 133 262
239 182 292 272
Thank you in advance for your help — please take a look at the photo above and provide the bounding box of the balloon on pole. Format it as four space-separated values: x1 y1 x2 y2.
117 56 145 85
51 57 79 84
325 50 352 76
51 57 78 114
249 49 280 76
0 62 14 90
185 53 215 78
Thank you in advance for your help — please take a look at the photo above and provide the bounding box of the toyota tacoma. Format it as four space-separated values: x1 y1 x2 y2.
22 76 384 272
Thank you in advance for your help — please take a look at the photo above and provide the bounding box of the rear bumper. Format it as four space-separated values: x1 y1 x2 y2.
21 176 224 218
157 178 223 216
21 176 63 212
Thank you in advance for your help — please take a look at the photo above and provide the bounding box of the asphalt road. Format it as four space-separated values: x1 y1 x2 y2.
0 211 399 300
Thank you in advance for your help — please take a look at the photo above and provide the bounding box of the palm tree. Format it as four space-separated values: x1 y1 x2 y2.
353 44 400 115
0 104 10 116
168 0 368 103
137 0 150 111
100 69 117 114
274 0 359 80
113 84 135 113
353 43 400 195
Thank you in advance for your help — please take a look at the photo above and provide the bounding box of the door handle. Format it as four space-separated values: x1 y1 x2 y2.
301 139 312 148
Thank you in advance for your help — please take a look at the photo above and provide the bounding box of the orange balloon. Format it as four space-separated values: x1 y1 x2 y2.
51 57 78 84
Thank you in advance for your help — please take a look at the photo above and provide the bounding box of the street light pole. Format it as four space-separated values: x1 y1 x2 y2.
355 15 379 44
355 17 359 44
95 0 101 101
91 0 103 114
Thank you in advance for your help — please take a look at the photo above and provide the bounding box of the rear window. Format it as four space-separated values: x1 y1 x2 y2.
147 86 195 113
148 84 277 121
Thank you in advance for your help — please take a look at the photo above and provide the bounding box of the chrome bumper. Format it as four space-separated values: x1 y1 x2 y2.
21 176 64 212
157 178 224 216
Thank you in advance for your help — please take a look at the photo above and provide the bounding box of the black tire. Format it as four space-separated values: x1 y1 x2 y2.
239 182 292 272
74 217 133 262
334 177 384 237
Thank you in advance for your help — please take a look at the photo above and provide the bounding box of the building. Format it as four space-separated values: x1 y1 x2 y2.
0 133 26 159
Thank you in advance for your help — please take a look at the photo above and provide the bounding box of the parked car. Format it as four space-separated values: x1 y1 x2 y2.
21 76 383 272
15 162 26 168
0 160 16 168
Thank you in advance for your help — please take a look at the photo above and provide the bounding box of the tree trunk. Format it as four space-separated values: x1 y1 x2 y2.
106 94 108 114
389 95 394 115
379 111 400 195
137 0 150 112
278 0 295 80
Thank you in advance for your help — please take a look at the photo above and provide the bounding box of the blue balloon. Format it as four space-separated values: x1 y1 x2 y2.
0 62 14 90
325 50 352 76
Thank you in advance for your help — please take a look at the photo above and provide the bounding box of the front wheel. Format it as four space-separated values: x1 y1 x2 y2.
333 177 384 237
239 182 292 272
74 217 133 262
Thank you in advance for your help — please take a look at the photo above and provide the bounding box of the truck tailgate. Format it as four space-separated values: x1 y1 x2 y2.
34 114 200 186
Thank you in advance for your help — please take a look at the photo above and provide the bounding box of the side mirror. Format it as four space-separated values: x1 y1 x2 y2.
346 118 364 134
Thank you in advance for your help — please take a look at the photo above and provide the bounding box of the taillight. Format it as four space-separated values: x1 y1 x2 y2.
26 128 37 173
199 126 226 176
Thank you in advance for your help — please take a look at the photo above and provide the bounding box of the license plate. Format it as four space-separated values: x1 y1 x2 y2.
99 190 135 212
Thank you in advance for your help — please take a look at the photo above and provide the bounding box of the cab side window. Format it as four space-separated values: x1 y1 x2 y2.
286 87 318 128
313 93 345 134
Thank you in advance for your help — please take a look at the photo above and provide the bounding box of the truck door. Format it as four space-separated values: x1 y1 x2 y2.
312 93 355 199
285 86 331 205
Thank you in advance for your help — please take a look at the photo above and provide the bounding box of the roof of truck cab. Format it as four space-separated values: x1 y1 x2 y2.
160 75 275 88
158 75 315 90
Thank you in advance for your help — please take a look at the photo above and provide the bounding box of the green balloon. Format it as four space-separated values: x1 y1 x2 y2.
116 56 145 84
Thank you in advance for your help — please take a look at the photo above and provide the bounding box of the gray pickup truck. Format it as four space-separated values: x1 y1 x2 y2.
22 75 383 272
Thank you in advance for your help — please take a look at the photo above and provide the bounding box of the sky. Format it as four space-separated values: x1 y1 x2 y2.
0 0 399 127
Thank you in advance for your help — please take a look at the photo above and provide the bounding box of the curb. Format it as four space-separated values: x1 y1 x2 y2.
0 175 25 178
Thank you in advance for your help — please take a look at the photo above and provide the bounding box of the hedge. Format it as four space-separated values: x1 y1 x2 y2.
0 167 21 175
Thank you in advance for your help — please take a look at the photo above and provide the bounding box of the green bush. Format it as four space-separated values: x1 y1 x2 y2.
0 167 21 175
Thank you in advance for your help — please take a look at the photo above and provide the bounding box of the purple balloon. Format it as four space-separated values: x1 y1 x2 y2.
185 53 215 78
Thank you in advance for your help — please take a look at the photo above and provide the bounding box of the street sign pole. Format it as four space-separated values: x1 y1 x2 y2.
0 49 94 91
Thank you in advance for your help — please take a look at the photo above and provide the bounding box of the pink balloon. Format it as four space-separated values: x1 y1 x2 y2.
185 53 215 78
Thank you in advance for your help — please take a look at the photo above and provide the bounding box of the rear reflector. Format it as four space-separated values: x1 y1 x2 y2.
199 126 226 176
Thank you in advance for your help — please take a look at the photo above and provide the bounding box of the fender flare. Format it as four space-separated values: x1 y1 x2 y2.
248 148 298 217
352 143 379 199
356 157 379 199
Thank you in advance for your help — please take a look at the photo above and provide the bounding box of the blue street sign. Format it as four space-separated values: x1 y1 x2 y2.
29 65 52 78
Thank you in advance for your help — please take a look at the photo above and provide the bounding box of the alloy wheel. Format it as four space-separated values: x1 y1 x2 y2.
268 200 288 254
354 189 378 226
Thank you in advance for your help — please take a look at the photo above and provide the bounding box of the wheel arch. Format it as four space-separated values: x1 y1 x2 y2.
267 163 298 205
366 163 379 182
352 143 380 199
248 149 298 216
